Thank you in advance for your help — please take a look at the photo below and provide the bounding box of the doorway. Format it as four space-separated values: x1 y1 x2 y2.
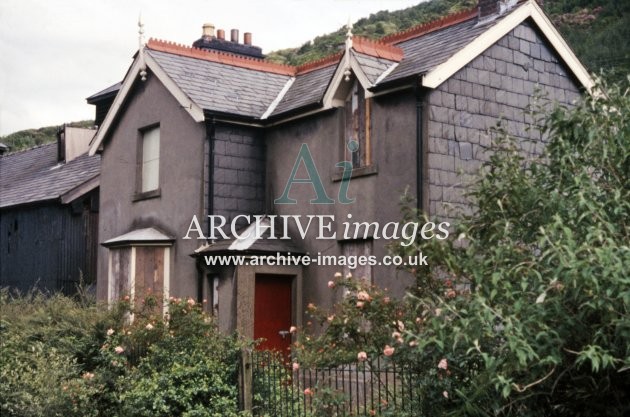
254 274 293 354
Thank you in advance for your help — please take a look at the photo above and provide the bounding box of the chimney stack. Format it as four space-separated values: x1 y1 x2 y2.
202 23 215 40
478 0 499 19
230 29 239 43
193 24 263 59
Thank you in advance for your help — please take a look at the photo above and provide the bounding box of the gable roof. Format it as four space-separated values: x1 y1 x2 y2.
0 142 100 209
89 0 593 155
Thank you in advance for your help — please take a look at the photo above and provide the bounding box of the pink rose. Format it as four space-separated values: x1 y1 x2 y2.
292 362 300 371
383 345 395 357
327 280 335 288
357 291 371 301
357 351 368 362
187 298 195 306
443 390 449 398
304 388 313 396
438 358 448 370
106 328 114 336
334 272 342 278
114 346 125 354
356 301 365 308
289 326 297 334
145 323 154 330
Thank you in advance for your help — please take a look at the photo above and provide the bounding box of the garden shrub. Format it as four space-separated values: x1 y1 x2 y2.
0 291 246 417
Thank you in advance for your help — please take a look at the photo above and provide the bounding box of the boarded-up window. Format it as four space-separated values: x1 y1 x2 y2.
107 245 170 312
345 81 371 168
108 247 131 301
141 127 160 192
342 240 372 284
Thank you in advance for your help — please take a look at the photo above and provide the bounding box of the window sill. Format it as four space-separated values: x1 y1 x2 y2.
331 164 378 182
133 188 161 202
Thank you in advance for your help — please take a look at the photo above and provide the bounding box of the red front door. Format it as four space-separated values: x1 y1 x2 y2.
254 274 293 354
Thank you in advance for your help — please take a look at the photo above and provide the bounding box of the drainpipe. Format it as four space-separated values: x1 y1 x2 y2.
415 80 427 213
206 117 216 240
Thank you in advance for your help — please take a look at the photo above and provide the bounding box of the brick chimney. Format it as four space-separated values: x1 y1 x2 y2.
192 24 264 59
478 0 499 19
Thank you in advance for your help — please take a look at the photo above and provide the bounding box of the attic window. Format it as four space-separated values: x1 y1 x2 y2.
345 80 371 168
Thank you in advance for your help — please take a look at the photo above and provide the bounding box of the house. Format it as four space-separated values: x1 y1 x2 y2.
0 126 100 295
89 0 592 351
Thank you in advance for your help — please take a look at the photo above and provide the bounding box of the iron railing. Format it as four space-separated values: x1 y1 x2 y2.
249 350 423 417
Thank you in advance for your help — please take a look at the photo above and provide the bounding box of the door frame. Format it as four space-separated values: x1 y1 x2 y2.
234 263 303 344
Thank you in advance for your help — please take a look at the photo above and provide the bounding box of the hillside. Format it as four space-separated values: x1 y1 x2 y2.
267 0 630 81
0 120 93 153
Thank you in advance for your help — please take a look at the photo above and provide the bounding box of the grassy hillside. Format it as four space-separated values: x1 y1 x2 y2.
0 120 93 153
268 0 629 81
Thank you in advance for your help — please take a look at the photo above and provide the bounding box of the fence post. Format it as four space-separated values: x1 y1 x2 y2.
240 348 254 413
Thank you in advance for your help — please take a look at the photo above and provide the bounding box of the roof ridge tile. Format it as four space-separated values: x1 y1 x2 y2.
295 52 343 74
352 36 404 61
381 8 478 44
147 38 297 75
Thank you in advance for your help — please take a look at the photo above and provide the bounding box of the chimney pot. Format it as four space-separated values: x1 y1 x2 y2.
478 0 499 19
244 32 252 45
230 29 239 43
202 23 215 39
217 29 225 40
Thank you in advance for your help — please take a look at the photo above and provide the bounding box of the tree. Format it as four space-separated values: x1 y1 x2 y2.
393 78 630 416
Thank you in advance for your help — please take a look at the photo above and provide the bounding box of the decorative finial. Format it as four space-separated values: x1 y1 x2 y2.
344 17 353 82
138 13 147 82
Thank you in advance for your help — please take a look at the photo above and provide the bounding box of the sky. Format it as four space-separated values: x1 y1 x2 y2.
0 0 425 136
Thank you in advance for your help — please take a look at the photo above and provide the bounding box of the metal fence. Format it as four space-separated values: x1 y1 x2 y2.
247 350 423 417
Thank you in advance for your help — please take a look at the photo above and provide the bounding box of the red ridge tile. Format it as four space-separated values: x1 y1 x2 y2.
381 8 478 45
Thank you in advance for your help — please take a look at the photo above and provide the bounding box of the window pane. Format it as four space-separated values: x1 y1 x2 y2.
141 127 160 192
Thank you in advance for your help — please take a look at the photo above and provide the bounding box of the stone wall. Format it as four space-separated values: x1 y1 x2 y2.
212 124 265 225
427 21 582 221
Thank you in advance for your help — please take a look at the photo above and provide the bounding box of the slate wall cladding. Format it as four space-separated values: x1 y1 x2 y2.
212 125 265 225
427 21 581 221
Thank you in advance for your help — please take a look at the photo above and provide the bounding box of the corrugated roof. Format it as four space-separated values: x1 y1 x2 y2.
148 49 291 118
0 143 100 209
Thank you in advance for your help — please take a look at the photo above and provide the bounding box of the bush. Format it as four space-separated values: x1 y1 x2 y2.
0 291 246 417
392 78 630 416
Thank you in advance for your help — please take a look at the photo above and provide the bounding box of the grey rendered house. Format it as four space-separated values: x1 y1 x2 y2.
89 0 592 351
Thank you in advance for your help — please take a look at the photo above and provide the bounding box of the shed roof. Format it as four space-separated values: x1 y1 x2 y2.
0 142 100 209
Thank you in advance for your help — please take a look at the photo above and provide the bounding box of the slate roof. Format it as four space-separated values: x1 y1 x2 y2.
148 49 291 118
352 51 398 85
138 7 491 120
271 64 338 116
383 15 498 83
0 143 101 209
96 0 588 139
86 81 122 103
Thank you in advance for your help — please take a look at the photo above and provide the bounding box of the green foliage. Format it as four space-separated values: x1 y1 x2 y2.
266 0 476 65
0 290 120 417
266 0 629 82
295 275 409 367
390 78 630 416
0 120 93 153
0 291 246 417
